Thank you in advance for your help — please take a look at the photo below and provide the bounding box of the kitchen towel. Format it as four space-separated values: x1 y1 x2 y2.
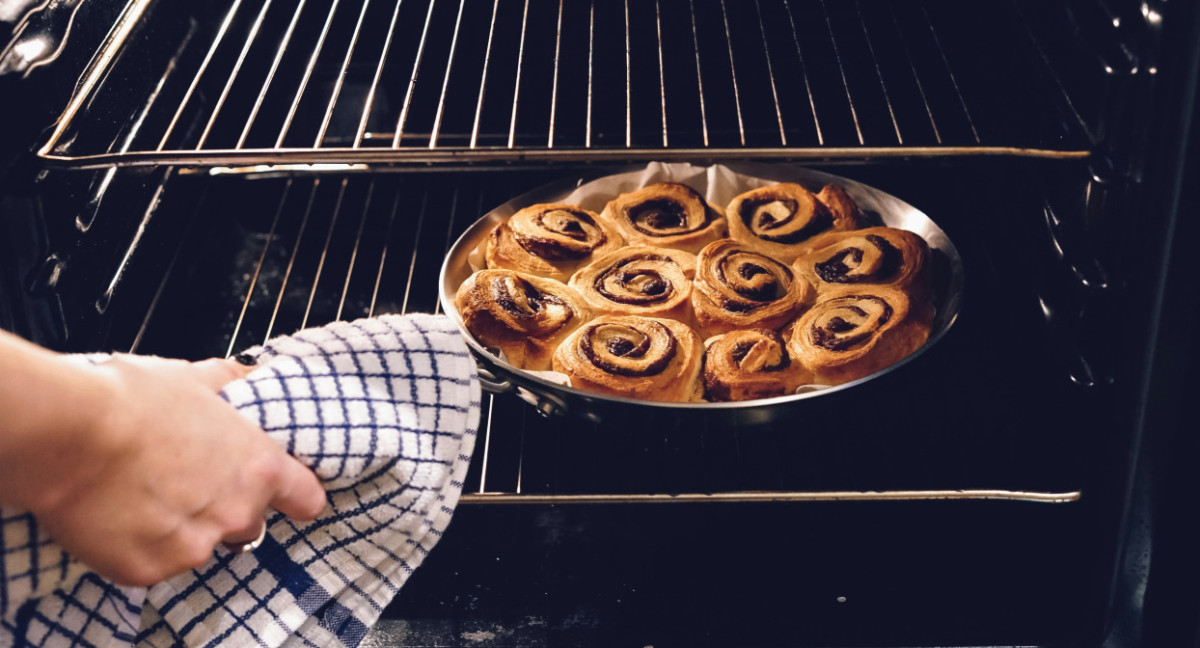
0 313 481 648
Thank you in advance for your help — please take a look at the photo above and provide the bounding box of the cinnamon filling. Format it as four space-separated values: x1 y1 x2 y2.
813 234 901 284
740 195 832 243
607 337 638 356
730 338 790 372
512 208 605 260
629 199 687 232
625 186 715 236
491 276 571 331
730 341 755 364
594 255 677 305
810 296 893 351
558 219 586 239
825 316 856 332
714 251 792 308
580 321 677 377
704 330 793 401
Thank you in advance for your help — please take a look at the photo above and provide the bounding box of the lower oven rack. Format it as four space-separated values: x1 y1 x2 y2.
35 0 1099 169
458 490 1082 504
94 164 1097 506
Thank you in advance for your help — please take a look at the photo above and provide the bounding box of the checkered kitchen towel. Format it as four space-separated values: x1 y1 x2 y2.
1 314 481 647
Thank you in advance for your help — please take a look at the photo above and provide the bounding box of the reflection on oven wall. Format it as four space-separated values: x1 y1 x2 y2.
2 0 1198 646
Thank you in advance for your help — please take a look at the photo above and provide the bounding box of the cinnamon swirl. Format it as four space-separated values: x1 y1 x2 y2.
691 239 813 338
456 269 591 370
552 315 704 402
725 183 865 261
486 203 624 281
703 328 812 402
792 226 931 301
568 246 697 322
786 287 933 385
598 183 727 253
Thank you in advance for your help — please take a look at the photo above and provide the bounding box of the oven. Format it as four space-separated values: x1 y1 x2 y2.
2 0 1198 645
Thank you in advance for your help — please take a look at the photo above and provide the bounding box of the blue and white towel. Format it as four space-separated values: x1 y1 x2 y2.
1 314 481 647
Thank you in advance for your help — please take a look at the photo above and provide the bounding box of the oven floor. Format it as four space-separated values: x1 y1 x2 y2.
364 500 1088 647
362 622 1054 648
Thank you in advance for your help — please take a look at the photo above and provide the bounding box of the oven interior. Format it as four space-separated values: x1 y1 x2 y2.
1 0 1187 645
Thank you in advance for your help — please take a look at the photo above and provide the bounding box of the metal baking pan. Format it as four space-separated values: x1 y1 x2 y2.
439 162 964 425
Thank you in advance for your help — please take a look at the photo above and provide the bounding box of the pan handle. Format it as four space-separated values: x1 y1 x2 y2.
521 388 569 419
472 359 579 420
476 365 515 394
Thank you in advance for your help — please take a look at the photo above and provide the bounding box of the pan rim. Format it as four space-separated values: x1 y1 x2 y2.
438 161 964 412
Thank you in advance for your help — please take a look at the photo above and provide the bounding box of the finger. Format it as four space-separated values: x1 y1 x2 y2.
121 524 224 586
268 457 327 521
188 358 255 392
202 499 268 545
220 516 267 546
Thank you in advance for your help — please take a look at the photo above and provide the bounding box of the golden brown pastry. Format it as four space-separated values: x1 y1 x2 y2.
785 287 933 385
792 226 931 301
568 246 697 323
552 315 704 402
486 203 624 281
816 184 869 228
456 269 591 370
725 183 865 261
598 183 727 254
703 328 812 402
691 239 813 338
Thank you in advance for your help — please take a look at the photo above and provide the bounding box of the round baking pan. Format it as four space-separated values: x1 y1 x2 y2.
439 163 964 425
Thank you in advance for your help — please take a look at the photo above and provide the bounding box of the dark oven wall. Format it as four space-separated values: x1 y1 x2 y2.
107 160 1103 647
2 0 1192 646
0 0 157 346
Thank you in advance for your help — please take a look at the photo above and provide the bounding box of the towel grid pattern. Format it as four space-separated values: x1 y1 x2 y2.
1 314 480 648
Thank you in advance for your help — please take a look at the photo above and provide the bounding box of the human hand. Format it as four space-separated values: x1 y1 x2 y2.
7 354 327 587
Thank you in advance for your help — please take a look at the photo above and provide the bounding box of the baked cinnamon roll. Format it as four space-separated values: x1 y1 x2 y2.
568 246 697 322
691 239 813 338
456 269 591 370
785 287 933 385
599 183 727 253
486 203 624 281
792 226 931 301
552 315 704 402
725 183 865 261
703 328 812 402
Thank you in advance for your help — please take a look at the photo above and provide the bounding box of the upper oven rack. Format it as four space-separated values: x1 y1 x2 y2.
37 0 1094 169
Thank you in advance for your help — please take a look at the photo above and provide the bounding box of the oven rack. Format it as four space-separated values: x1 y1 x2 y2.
37 0 1097 169
109 167 1093 505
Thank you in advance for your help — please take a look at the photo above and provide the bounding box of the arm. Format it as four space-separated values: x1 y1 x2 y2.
0 330 326 586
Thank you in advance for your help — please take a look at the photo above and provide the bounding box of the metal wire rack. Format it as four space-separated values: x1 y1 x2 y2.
38 0 1094 168
116 167 1090 504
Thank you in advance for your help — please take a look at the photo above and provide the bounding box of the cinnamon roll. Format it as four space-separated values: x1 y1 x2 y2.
486 203 624 281
703 328 812 402
552 315 704 402
456 269 591 370
725 183 865 261
568 246 697 322
785 287 933 385
691 239 813 338
792 226 931 301
599 183 727 253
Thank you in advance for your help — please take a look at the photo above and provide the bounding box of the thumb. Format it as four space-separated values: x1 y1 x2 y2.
187 358 256 392
269 455 327 521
